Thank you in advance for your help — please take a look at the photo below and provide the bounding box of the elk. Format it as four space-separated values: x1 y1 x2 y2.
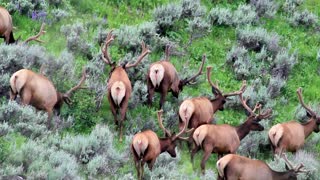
191 87 272 174
178 66 247 133
216 153 307 180
131 110 191 180
147 46 206 108
101 30 150 142
9 68 87 128
268 87 320 155
0 6 45 44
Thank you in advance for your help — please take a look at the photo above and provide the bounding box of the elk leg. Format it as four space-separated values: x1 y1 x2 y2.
46 109 53 129
141 161 145 180
119 102 128 142
147 84 155 107
159 90 167 109
9 87 17 100
191 143 200 169
201 145 213 175
147 158 156 171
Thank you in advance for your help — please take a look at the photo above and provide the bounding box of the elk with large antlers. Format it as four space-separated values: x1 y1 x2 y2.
147 46 206 108
191 87 272 174
178 66 247 139
268 87 320 155
9 68 87 128
131 110 191 180
216 153 307 180
101 30 150 142
0 6 45 44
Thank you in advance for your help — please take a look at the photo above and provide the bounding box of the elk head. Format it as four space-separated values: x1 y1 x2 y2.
55 67 87 113
157 110 193 157
281 153 308 179
206 66 247 111
238 90 272 132
297 87 320 133
173 54 206 97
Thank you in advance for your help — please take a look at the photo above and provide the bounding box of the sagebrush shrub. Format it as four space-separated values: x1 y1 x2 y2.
180 0 206 18
153 3 182 34
233 4 258 26
290 10 319 27
208 7 233 26
50 8 70 22
283 0 304 13
250 0 279 18
6 0 48 18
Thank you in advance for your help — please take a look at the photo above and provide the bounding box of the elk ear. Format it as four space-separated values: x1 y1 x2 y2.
212 86 219 96
306 111 312 118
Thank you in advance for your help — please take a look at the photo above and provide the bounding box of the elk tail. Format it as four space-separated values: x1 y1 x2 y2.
133 136 148 158
216 154 233 178
149 64 164 88
110 81 126 106
268 124 283 147
179 100 195 128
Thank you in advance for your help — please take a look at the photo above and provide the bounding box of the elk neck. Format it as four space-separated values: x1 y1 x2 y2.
271 170 296 180
235 120 253 140
159 137 172 153
302 118 317 138
210 96 225 113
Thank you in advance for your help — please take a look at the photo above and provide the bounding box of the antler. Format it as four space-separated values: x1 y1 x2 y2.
125 41 151 68
207 66 247 97
24 23 46 43
239 91 272 119
297 87 316 117
101 30 115 65
157 110 172 137
182 54 206 86
281 153 308 173
164 44 170 61
63 67 87 102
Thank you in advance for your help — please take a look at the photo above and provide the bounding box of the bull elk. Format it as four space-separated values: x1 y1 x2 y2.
9 68 87 128
268 87 320 155
131 110 191 180
217 153 307 180
101 30 150 142
147 46 206 108
178 66 247 136
191 87 272 174
0 6 45 44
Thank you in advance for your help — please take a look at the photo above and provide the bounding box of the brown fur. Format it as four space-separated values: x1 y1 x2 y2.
10 69 85 128
217 154 300 180
147 52 206 109
0 7 15 44
268 119 318 154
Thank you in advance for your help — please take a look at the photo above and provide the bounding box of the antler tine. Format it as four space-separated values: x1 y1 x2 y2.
182 54 206 85
24 23 46 43
206 66 223 95
39 64 46 75
100 30 115 65
223 80 247 97
239 92 256 116
294 164 308 173
297 87 316 117
281 153 295 170
252 103 261 113
125 41 151 68
64 67 87 97
157 110 172 137
164 44 170 61
173 115 193 141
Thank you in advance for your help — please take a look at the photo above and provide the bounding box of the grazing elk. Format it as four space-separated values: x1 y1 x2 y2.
147 46 206 108
268 87 320 155
101 30 150 142
216 153 307 180
0 6 45 44
10 68 87 128
131 110 191 180
191 87 272 174
178 66 247 135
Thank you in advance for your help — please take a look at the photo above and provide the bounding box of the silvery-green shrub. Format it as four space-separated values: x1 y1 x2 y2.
290 10 319 27
153 3 182 34
250 0 279 18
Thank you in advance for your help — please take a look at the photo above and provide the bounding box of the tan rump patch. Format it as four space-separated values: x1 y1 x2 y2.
216 154 234 177
111 81 126 106
193 125 207 146
268 124 283 147
149 64 164 87
133 133 148 157
179 100 195 125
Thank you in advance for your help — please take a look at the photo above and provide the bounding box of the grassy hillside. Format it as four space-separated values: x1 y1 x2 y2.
1 0 320 179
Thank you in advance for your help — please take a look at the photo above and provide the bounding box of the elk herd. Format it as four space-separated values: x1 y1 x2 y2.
2 6 318 180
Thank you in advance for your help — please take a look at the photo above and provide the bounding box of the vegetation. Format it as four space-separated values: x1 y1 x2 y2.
0 0 319 179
